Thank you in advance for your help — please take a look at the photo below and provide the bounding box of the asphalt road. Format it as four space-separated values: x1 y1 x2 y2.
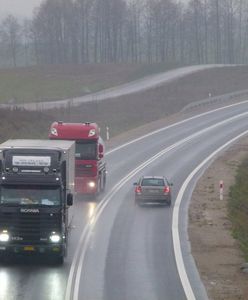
0 64 226 111
1 99 248 300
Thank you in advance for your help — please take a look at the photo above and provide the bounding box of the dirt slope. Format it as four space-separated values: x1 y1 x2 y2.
189 137 248 300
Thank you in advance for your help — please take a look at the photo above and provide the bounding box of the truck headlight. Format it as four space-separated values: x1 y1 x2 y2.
49 232 61 243
88 181 96 188
0 230 9 242
51 128 58 136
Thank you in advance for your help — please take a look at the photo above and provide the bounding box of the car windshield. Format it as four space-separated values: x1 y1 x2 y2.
141 178 165 186
75 141 97 160
0 185 61 206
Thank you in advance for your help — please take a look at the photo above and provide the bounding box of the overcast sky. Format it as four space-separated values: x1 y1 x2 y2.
0 0 43 18
0 0 189 19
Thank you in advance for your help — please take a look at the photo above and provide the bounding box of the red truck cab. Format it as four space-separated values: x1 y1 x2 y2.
49 122 106 196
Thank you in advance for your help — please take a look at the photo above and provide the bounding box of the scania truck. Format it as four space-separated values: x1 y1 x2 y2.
49 122 106 196
0 139 75 264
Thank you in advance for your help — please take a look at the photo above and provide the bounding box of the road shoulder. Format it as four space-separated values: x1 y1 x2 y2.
188 136 248 300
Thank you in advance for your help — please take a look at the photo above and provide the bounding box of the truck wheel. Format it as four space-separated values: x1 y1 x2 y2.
101 173 106 192
103 173 106 190
94 179 101 198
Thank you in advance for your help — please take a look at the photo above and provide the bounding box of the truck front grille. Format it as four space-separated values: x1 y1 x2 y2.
0 211 61 244
75 165 94 176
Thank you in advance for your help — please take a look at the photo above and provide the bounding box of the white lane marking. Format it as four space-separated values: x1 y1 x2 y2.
106 99 248 155
172 129 248 300
72 142 185 300
66 109 248 300
67 138 195 299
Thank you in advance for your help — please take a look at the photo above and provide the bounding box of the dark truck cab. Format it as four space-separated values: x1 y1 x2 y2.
0 140 75 264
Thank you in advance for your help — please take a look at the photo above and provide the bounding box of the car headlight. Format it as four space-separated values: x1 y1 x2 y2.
0 230 9 242
49 232 61 243
88 181 96 188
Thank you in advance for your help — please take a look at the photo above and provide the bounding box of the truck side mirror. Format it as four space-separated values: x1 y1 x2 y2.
67 193 73 206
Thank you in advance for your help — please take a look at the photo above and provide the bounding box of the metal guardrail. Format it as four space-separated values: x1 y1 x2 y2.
181 89 248 112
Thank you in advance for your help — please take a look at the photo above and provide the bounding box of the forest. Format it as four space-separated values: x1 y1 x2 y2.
0 0 247 67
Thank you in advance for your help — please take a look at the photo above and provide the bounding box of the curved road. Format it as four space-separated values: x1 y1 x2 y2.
0 99 248 300
0 64 228 111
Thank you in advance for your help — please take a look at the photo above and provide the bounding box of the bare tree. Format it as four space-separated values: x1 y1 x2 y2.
125 0 143 62
1 0 247 67
213 0 222 62
0 15 20 67
203 0 209 63
77 0 93 63
22 19 33 66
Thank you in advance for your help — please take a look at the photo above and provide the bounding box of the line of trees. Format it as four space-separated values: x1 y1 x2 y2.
0 0 248 67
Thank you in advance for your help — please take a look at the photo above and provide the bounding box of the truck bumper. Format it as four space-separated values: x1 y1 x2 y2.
0 243 65 256
75 177 97 194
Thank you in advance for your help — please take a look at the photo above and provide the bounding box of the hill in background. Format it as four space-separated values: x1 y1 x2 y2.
0 64 248 142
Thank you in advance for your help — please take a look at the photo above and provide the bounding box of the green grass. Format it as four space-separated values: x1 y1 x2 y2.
0 70 106 103
228 158 248 261
0 63 180 104
0 109 53 143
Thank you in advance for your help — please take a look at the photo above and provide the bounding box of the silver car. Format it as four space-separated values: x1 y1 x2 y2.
134 176 173 206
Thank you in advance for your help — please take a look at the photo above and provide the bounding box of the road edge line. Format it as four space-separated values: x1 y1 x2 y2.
172 129 248 300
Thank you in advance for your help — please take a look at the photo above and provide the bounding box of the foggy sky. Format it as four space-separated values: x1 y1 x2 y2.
0 0 43 18
0 0 189 19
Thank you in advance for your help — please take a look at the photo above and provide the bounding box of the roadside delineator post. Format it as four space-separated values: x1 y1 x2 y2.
106 126 110 140
219 180 224 200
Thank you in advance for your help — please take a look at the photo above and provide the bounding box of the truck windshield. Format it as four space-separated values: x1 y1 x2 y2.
0 186 61 206
75 141 97 160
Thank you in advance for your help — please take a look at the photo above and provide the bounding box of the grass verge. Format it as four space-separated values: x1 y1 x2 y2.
228 157 248 261
0 63 180 104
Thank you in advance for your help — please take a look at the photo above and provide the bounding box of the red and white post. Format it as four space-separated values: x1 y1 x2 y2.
219 180 224 200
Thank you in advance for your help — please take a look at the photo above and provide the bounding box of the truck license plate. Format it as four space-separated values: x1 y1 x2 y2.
24 246 35 251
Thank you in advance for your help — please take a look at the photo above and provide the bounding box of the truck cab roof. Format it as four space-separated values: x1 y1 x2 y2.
0 139 75 151
49 122 100 140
